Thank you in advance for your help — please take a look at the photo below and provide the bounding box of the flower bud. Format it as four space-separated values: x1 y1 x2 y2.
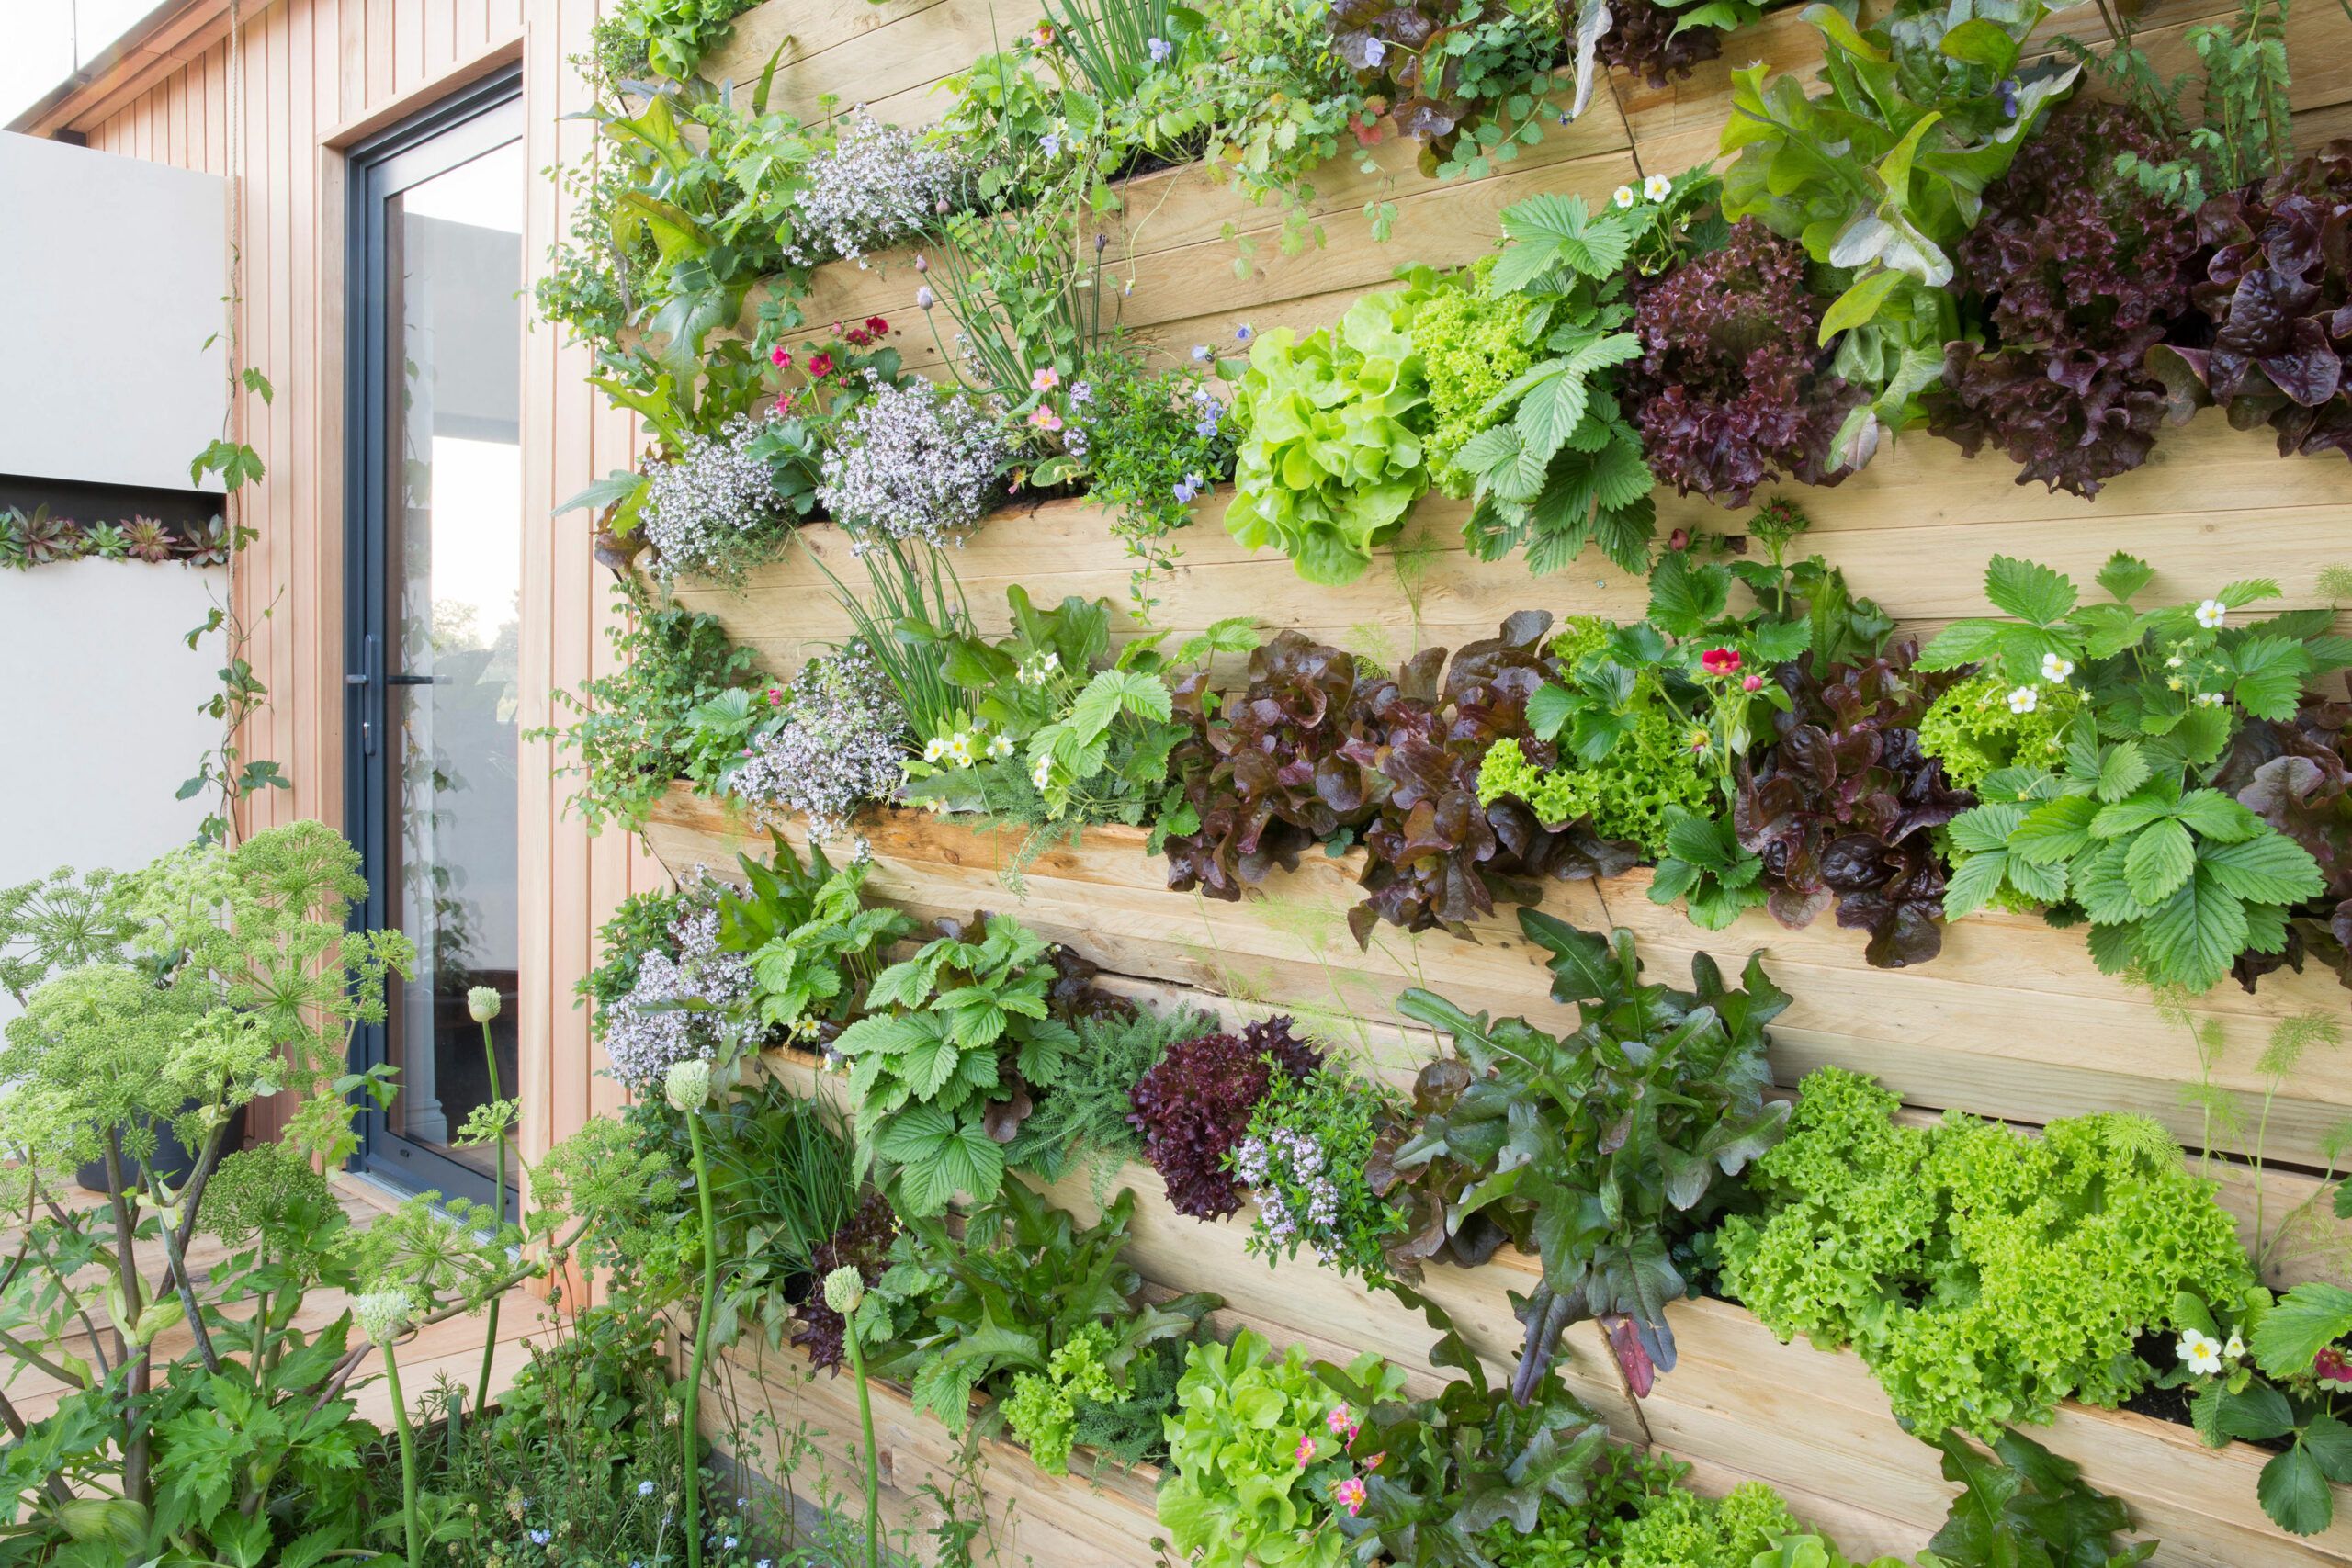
665 1058 712 1112
467 986 503 1024
822 1265 866 1314
353 1288 413 1344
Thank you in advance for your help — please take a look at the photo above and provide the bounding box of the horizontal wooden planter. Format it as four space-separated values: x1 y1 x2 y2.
710 1329 1165 1568
645 784 2352 1192
725 1050 2351 1565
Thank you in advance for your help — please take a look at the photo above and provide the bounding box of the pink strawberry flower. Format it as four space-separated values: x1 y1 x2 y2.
1294 1433 1316 1468
1700 648 1742 677
1032 367 1061 392
1741 673 1764 692
1332 1477 1366 1517
2317 1345 2352 1390
1027 405 1064 433
1326 1406 1352 1437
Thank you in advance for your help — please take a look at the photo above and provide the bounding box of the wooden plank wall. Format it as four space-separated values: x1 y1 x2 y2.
56 0 656 1158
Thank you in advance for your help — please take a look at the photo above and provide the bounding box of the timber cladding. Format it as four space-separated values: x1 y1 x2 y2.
654 0 2352 1564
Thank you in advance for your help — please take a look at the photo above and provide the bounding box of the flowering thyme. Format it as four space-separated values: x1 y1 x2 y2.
787 113 963 268
640 413 793 585
600 892 756 1090
729 644 908 843
817 380 1011 547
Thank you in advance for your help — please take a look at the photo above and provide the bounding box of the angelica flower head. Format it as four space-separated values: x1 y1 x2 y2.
353 1288 413 1344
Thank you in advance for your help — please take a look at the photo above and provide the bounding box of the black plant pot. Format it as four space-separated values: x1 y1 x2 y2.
75 1102 249 1195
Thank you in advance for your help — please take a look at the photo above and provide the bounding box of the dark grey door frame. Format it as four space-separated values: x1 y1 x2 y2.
342 69 523 1204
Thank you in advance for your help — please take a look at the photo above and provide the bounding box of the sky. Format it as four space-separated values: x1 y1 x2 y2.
0 1 178 129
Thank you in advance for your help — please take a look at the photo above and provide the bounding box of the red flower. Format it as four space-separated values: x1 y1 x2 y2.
1700 648 1742 677
771 347 793 368
2318 1346 2352 1390
1668 527 1690 551
844 328 872 347
864 315 889 335
807 353 837 378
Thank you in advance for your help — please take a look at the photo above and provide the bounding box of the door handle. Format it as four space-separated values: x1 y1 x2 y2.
346 632 379 756
387 673 445 685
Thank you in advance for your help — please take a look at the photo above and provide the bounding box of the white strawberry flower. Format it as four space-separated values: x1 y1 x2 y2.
2195 690 2225 707
946 731 976 766
1643 174 1672 201
2040 652 2075 684
2177 1328 2223 1376
2195 598 2227 629
2224 1332 2245 1360
1612 185 1636 209
922 736 950 763
2006 685 2040 715
1032 754 1055 790
989 733 1015 760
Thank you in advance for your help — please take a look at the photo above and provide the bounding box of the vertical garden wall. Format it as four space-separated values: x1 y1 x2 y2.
542 1 2352 1564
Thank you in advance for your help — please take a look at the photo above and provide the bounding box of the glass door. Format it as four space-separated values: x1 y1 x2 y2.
345 75 524 1204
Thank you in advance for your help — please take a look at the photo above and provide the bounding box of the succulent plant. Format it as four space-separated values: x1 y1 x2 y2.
84 522 130 560
19 507 83 567
183 515 232 567
123 515 175 564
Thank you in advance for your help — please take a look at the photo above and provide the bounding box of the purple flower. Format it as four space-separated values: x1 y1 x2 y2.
916 285 935 310
1190 344 1212 363
1069 380 1093 405
1235 323 1254 344
1172 476 1202 503
1041 131 1062 156
1195 415 1220 438
1147 35 1173 63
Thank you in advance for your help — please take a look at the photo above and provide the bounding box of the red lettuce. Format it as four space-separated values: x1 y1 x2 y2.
1161 615 1637 945
1597 0 1723 90
1127 1018 1322 1221
1624 218 1862 506
2218 697 2352 991
1736 644 1972 967
2152 140 2352 463
791 1191 899 1371
1928 99 2204 497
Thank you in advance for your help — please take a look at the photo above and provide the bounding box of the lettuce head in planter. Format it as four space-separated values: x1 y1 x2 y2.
1223 290 1432 586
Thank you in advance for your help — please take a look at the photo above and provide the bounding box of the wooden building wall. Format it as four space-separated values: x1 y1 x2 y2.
33 0 650 1160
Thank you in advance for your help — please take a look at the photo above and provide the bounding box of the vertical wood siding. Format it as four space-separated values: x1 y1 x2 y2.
74 0 661 1159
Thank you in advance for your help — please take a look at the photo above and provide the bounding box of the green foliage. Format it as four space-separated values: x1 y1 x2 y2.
2157 1281 2352 1537
695 1079 865 1348
1235 1061 1409 1282
1065 345 1238 615
1617 1480 1801 1568
1917 670 2085 793
1224 290 1432 586
1416 258 1536 498
835 914 1080 1214
1430 190 1657 575
1474 1443 1690 1568
1159 1326 1408 1568
1385 912 1791 1396
712 834 915 1039
1013 1001 1221 1197
1718 1066 2256 1439
1925 553 2341 991
2075 0 2296 209
861 1183 1217 1454
1719 0 2082 462
531 577 758 835
591 0 761 81
1921 1427 2157 1566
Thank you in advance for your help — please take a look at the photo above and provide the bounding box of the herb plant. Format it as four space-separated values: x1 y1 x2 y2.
1384 911 1792 1397
1233 1061 1408 1281
1925 552 2341 992
710 834 916 1043
2161 1280 2352 1536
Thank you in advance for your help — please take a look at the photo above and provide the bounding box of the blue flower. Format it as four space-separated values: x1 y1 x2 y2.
1172 476 1201 503
1235 323 1254 343
1042 131 1062 155
1190 344 1212 363
1147 35 1173 62
1195 415 1220 438
528 1529 553 1545
639 1480 657 1496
